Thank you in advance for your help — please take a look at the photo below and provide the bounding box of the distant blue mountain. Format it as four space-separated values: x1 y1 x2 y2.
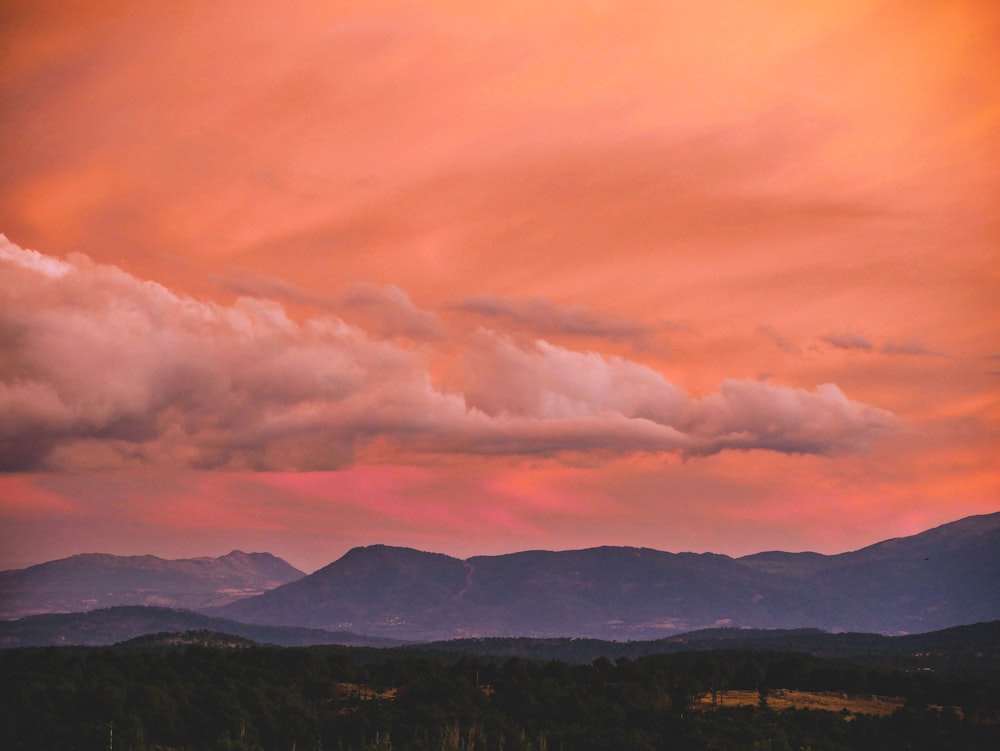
0 550 304 618
212 512 1000 640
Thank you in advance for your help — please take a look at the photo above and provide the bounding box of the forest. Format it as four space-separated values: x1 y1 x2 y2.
3 640 998 751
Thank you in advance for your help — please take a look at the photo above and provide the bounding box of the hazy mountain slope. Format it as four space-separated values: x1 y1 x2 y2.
214 545 473 638
212 513 1000 640
6 513 996 641
0 605 401 648
455 546 842 636
213 545 842 640
0 550 305 618
739 512 1000 632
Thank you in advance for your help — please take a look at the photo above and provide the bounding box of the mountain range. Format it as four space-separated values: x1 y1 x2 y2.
0 550 304 619
2 512 997 643
212 512 1000 639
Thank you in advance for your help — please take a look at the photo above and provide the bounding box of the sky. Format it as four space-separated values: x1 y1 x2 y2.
1 0 998 573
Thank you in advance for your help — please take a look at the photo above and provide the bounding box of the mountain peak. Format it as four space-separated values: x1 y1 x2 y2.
326 544 462 570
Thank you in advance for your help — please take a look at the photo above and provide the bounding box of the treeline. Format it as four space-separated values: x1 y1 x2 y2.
2 644 998 751
420 621 1000 673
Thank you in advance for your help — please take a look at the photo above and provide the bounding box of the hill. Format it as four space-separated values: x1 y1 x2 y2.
0 605 403 648
422 620 1000 668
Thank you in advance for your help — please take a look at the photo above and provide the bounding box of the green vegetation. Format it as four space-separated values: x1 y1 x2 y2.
2 642 997 750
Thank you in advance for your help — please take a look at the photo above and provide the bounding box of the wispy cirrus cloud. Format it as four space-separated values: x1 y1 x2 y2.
214 270 313 304
215 272 444 340
814 331 949 359
0 237 894 471
331 282 445 340
819 331 873 351
450 294 656 343
881 338 949 358
757 325 800 355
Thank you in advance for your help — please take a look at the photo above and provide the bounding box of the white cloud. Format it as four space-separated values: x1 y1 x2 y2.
0 242 71 278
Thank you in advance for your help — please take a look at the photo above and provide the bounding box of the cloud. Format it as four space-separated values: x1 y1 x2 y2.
757 325 800 355
0 243 71 278
215 273 444 340
682 380 890 456
444 332 892 458
0 237 894 471
449 294 655 343
214 270 315 305
331 282 445 340
817 333 949 358
881 338 949 358
819 331 873 351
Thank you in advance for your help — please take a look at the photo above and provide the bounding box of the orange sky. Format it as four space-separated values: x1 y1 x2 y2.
1 0 997 572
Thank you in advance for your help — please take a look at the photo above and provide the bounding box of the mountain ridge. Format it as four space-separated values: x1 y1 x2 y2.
0 550 305 619
211 512 1000 640
4 512 997 641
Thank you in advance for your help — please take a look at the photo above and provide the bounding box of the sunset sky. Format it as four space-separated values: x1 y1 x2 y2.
1 0 998 573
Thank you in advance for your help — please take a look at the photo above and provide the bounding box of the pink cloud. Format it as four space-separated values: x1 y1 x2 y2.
882 337 949 358
819 332 873 352
0 475 83 519
1 236 895 471
450 294 655 344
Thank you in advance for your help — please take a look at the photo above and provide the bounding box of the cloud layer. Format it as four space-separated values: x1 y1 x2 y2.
1 237 893 471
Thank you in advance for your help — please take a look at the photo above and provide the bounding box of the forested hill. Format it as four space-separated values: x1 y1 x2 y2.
420 620 1000 669
0 606 402 648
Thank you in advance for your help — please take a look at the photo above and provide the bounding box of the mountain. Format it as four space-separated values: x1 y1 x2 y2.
0 605 402 648
0 550 305 618
212 512 1000 640
738 511 1000 630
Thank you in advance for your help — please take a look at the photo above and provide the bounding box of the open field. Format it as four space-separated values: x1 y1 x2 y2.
695 689 905 716
342 682 909 718
335 682 398 701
